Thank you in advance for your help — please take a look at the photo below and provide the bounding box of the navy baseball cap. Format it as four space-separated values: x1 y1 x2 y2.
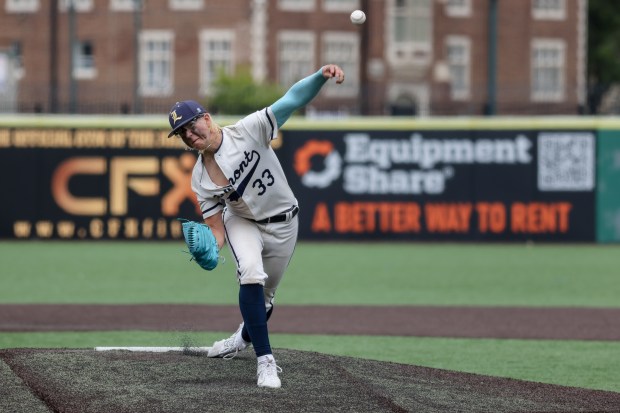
167 100 206 137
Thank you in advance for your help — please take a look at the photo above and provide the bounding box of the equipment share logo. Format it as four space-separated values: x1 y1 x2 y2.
294 140 342 188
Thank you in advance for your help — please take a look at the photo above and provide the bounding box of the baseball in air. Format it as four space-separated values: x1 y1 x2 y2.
350 10 366 24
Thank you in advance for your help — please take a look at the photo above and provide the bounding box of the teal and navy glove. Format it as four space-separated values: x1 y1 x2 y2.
179 219 219 271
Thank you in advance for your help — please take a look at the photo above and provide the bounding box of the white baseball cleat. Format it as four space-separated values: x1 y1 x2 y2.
257 356 282 388
207 323 251 358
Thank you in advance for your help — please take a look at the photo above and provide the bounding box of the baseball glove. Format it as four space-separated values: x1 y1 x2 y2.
179 219 219 271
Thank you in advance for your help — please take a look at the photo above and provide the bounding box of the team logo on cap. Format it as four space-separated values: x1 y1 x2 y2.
170 110 183 124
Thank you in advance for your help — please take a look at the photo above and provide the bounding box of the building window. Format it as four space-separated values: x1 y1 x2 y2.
59 0 94 12
388 0 432 64
0 51 18 110
110 0 140 11
445 36 470 100
5 0 39 13
169 0 203 11
73 40 96 79
322 0 359 12
199 30 234 96
278 0 315 12
532 0 566 20
10 41 24 79
531 39 565 102
278 31 315 88
445 0 471 17
322 32 359 97
139 31 174 96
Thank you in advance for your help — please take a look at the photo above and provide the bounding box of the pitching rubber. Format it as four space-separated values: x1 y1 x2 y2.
95 347 212 353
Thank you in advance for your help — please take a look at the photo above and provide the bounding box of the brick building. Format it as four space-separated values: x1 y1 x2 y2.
0 0 587 116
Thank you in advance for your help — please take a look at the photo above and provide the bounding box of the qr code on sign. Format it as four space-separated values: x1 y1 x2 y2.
537 132 595 191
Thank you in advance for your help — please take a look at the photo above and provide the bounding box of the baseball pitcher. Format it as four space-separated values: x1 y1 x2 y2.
168 64 345 388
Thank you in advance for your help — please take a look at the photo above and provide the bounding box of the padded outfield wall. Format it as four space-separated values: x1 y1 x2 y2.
0 115 618 242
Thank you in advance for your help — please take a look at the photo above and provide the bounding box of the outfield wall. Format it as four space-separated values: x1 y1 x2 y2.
0 115 618 242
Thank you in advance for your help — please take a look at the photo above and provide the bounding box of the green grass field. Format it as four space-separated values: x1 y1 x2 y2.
1 241 619 392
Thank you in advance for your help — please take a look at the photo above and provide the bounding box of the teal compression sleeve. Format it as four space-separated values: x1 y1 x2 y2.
271 68 327 128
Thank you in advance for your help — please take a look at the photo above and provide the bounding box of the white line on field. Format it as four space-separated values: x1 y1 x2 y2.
94 347 212 353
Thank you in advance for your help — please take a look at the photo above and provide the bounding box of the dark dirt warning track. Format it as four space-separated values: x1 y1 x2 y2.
1 304 620 341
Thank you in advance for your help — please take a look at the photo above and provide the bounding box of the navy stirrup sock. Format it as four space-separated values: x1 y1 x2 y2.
239 284 272 357
241 306 272 343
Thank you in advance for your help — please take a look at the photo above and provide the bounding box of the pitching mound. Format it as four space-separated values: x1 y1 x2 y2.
2 348 619 413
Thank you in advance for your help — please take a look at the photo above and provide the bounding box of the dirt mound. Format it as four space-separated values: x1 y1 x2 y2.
2 348 620 413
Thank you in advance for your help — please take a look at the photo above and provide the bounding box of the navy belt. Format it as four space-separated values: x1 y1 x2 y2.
255 206 299 224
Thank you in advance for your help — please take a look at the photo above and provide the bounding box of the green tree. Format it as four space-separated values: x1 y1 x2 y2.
588 1 620 113
207 66 284 115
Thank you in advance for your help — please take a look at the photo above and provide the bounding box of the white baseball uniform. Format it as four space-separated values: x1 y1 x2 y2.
190 107 299 308
168 66 342 382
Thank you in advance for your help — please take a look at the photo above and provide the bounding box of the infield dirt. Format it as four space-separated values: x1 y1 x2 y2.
2 348 620 413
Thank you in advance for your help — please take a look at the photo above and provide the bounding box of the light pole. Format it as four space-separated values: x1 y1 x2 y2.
50 0 58 112
133 0 143 114
486 0 498 115
359 0 369 115
68 0 77 113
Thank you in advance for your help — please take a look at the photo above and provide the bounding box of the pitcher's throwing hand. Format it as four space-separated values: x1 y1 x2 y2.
322 64 345 84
